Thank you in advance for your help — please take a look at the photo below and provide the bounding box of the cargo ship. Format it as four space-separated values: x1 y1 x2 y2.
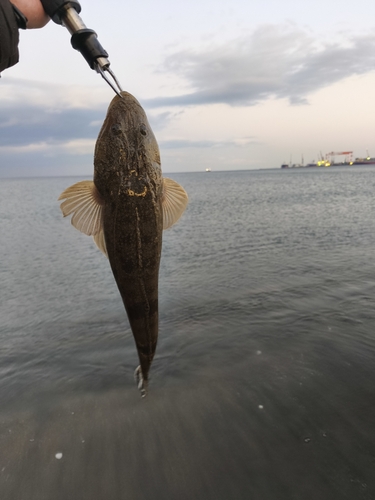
352 157 375 165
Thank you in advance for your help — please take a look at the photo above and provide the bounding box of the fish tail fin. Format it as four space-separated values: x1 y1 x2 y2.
134 365 148 398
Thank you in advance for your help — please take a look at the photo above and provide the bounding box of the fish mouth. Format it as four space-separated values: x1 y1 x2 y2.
109 91 144 111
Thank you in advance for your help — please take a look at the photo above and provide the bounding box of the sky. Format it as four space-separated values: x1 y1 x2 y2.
2 0 375 176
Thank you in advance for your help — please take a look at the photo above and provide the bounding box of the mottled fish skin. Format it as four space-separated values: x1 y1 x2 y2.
58 91 188 395
94 92 163 386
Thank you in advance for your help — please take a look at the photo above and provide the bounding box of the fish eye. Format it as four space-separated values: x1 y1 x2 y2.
111 123 122 136
140 124 147 136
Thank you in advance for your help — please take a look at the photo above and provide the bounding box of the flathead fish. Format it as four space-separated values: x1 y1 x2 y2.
58 91 188 396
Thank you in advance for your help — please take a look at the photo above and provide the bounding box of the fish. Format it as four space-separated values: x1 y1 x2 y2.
58 91 188 396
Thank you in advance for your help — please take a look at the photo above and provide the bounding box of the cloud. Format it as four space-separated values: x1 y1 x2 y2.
0 78 109 150
0 79 177 152
159 138 258 149
1 77 110 109
0 148 93 177
0 80 104 176
1 139 96 155
145 24 375 107
0 105 105 147
147 110 181 131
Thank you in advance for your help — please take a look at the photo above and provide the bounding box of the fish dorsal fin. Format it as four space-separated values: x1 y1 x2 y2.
162 177 188 230
93 229 108 258
58 180 104 236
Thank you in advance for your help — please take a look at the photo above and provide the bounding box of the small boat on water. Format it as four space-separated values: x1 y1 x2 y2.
205 168 212 172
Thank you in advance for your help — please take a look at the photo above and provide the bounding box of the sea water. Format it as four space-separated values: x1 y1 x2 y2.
1 167 375 499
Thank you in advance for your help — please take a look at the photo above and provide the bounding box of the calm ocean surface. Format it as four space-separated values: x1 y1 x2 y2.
1 167 375 499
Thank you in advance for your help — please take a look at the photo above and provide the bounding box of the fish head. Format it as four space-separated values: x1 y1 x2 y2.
94 91 162 198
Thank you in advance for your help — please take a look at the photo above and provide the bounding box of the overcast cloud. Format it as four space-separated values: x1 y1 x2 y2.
146 25 375 107
159 138 259 149
0 105 104 147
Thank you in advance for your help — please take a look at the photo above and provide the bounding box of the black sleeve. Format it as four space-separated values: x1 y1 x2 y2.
0 0 19 72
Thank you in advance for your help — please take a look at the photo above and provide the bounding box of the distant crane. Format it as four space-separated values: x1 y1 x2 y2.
326 151 353 164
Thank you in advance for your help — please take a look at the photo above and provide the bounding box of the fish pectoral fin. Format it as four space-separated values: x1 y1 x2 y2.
58 180 104 236
162 177 188 230
92 228 108 258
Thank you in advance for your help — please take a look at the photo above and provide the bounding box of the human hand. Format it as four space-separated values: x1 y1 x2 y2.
12 0 49 28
